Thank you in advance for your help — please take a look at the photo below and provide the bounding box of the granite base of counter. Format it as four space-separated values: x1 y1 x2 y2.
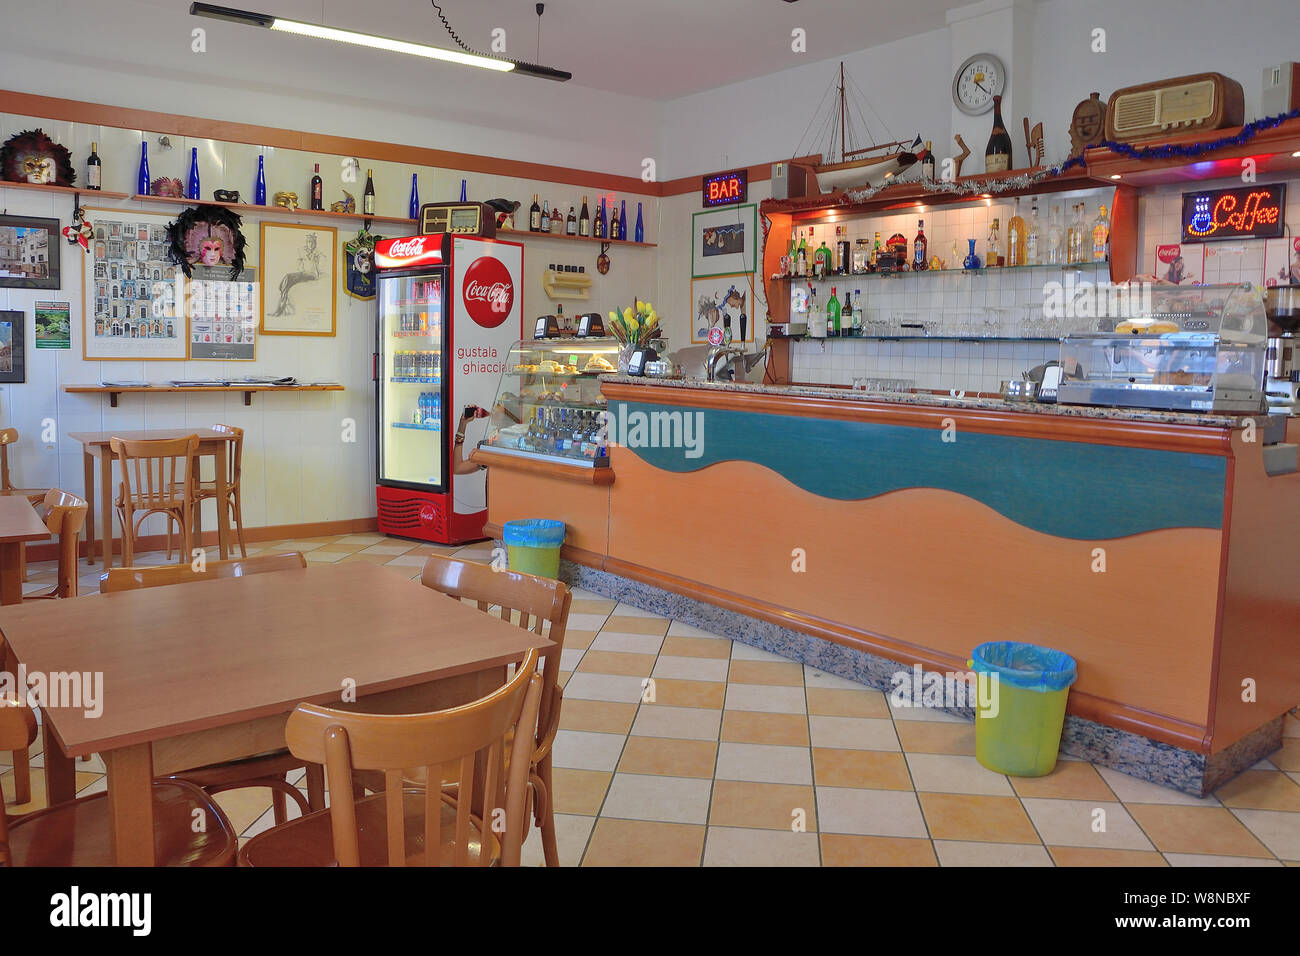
558 558 1282 798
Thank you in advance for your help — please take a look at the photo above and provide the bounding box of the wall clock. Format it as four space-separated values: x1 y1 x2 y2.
952 53 1007 116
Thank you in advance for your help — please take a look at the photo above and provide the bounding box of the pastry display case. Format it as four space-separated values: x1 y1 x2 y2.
1056 283 1268 413
479 338 619 467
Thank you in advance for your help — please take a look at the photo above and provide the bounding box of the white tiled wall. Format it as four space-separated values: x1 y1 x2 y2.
791 338 1061 394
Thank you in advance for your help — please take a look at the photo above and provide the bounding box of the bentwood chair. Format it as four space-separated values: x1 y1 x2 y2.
109 435 199 567
0 698 238 866
23 489 88 600
193 424 247 558
0 427 52 582
238 648 542 867
99 551 326 823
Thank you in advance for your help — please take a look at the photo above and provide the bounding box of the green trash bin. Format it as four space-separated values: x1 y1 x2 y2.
503 519 566 579
970 641 1078 777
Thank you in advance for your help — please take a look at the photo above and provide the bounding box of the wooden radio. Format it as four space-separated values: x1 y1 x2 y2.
1105 73 1244 142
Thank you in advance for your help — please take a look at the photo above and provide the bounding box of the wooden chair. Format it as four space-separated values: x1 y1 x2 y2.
109 434 200 567
0 698 238 866
24 489 88 600
238 648 542 867
0 427 51 582
98 550 326 823
418 554 571 867
193 423 247 558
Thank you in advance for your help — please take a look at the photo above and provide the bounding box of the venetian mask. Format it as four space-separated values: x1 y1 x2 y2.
22 155 55 184
199 238 224 266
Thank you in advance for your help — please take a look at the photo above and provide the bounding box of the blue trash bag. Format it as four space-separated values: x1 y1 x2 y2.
502 519 566 548
970 641 1078 692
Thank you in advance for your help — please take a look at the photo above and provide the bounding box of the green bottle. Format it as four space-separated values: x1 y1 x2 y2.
816 238 833 277
826 287 841 338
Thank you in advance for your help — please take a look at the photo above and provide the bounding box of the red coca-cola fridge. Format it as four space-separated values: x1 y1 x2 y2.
372 232 523 543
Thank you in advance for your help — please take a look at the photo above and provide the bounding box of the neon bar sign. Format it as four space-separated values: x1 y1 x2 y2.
702 169 748 208
1182 183 1286 242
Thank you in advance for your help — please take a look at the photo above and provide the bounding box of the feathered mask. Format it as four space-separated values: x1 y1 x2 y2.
0 128 76 187
166 205 247 281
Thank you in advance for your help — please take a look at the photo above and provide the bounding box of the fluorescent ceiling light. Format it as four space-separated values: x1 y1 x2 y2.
190 3 570 80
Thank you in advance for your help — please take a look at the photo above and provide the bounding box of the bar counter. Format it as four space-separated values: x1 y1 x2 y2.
478 376 1300 795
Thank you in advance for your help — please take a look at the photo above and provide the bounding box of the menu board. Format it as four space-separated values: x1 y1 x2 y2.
187 264 258 361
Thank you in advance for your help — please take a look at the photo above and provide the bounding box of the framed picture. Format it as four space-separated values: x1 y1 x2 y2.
0 311 26 383
81 208 187 360
259 222 337 336
692 203 756 278
188 265 258 361
691 274 755 344
0 214 61 290
34 300 71 349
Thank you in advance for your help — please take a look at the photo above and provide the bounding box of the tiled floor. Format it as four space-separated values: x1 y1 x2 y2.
5 533 1300 866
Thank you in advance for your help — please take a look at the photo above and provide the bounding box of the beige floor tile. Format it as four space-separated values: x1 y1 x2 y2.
602 615 669 636
521 812 595 867
661 636 732 659
383 554 428 568
905 753 1014 796
214 785 285 835
806 687 890 718
1283 713 1300 738
933 840 1052 866
652 655 730 682
895 720 977 756
651 678 725 709
721 711 810 747
1094 766 1220 806
887 700 967 723
918 793 1040 844
550 768 612 816
729 643 789 662
0 768 101 815
304 550 349 563
337 552 396 564
558 699 638 735
728 660 805 686
703 827 820 866
561 629 598 651
618 737 718 779
816 786 928 838
562 672 647 704
581 818 705 866
709 780 817 831
1048 845 1168 866
725 683 806 714
813 749 913 790
1020 797 1155 850
715 742 813 785
1230 808 1300 860
569 598 615 615
1125 804 1272 858
568 612 616 631
1009 761 1117 801
808 715 900 752
820 833 937 866
631 705 722 741
599 773 712 825
590 632 665 655
803 667 870 691
1271 738 1300 771
551 730 626 772
1214 770 1300 811
665 620 731 640
609 603 667 619
577 650 656 678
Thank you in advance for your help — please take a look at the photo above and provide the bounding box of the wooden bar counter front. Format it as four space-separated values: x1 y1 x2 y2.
479 377 1300 795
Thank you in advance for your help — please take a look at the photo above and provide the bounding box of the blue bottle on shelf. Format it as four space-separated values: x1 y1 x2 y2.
634 202 644 243
187 147 200 200
619 200 628 241
598 198 608 238
963 239 981 271
254 155 267 205
136 141 150 196
409 174 420 220
459 179 467 202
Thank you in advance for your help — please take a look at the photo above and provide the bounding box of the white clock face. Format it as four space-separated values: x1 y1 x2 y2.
953 54 1006 115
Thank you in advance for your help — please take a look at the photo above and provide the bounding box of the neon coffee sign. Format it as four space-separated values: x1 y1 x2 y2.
1182 183 1286 242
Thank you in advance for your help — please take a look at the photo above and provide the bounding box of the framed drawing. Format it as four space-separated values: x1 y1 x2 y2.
0 311 26 383
0 214 61 290
259 222 337 336
692 203 756 278
81 208 187 360
691 274 755 344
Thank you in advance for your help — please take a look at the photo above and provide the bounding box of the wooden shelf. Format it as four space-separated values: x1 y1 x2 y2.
0 180 129 199
64 383 344 407
499 228 655 248
1082 116 1300 187
543 268 593 300
128 194 416 226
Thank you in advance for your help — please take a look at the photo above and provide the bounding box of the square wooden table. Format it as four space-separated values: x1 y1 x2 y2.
68 428 239 571
0 495 50 804
0 561 552 865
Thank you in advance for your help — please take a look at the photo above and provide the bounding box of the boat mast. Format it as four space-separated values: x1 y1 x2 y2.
839 61 846 164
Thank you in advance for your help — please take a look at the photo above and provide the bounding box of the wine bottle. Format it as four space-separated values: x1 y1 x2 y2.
529 193 542 231
826 287 841 338
310 163 323 211
186 147 201 200
566 205 577 236
255 154 266 205
922 140 936 181
408 173 420 220
137 140 150 196
610 203 620 241
363 169 376 215
841 286 853 336
541 199 551 233
86 141 102 191
635 202 644 243
984 94 1013 174
912 219 928 271
597 198 607 239
578 195 590 237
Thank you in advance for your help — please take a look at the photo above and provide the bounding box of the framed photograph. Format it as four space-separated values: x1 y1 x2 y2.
692 203 757 278
691 274 755 344
259 222 337 336
0 214 61 290
81 208 187 360
0 311 26 383
188 264 258 361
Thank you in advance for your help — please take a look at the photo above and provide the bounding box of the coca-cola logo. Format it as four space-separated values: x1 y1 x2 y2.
419 503 439 525
1156 244 1182 264
388 237 429 259
462 256 514 328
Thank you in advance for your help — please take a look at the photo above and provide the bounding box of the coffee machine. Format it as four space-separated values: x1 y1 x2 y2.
1265 285 1300 412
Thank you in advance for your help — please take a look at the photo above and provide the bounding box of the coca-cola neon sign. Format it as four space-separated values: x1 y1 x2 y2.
1182 184 1286 242
375 235 445 268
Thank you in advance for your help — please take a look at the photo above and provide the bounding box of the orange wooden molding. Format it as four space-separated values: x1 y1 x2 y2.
472 447 615 485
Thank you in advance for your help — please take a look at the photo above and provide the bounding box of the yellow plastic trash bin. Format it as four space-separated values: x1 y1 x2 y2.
970 641 1078 777
503 519 566 579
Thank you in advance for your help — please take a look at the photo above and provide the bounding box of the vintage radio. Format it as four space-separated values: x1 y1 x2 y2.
418 201 496 237
1105 73 1244 142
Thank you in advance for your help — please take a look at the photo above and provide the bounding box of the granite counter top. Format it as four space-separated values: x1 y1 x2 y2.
598 374 1256 428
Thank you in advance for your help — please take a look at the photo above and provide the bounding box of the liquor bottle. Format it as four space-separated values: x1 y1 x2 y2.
808 286 821 337
408 173 420 220
912 219 928 271
837 228 851 275
529 194 542 231
871 232 882 270
985 95 1013 174
1069 204 1085 263
459 179 467 202
597 198 607 239
841 286 853 336
796 231 808 277
635 202 644 243
1007 198 1025 268
310 163 323 211
854 290 864 331
609 203 620 241
1025 200 1042 265
186 147 201 200
826 287 841 338
363 169 376 215
816 234 833 277
578 196 590 237
566 205 577 236
619 201 628 241
922 140 936 181
541 200 551 233
254 154 266 205
1091 204 1110 261
86 142 102 190
1047 204 1064 265
550 203 563 233
137 140 150 196
986 218 1001 269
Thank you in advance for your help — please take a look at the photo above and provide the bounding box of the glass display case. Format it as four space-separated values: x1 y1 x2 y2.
479 339 620 467
1056 283 1268 413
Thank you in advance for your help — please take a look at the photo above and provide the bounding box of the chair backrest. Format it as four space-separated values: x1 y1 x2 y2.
109 435 200 515
99 551 307 593
0 427 18 493
285 648 542 867
40 489 88 598
211 423 244 488
420 554 571 755
0 698 38 864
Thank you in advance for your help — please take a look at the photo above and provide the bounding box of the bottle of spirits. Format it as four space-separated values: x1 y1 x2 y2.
1091 204 1110 261
363 169 376 215
796 230 808 277
310 163 323 211
407 173 419 220
1007 198 1025 267
985 94 1013 174
837 229 852 275
566 205 577 236
1047 204 1064 265
1026 200 1041 265
255 154 266 205
529 194 542 231
841 286 853 336
816 234 833 277
922 140 936 181
826 287 841 338
550 203 563 233
986 219 1001 269
619 201 628 241
871 231 882 270
808 286 822 337
541 199 551 233
86 142 102 190
579 196 590 237
912 219 928 271
137 140 150 196
609 203 620 240
854 290 864 331
635 202 644 243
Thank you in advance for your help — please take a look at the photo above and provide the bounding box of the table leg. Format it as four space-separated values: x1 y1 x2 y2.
0 541 23 606
83 448 96 566
99 451 113 571
213 448 230 560
2 640 31 805
42 720 76 805
104 743 156 866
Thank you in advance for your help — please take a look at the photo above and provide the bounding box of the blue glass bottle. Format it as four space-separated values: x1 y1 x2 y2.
254 155 267 205
187 147 200 200
598 198 608 238
619 200 628 241
963 239 982 271
409 173 420 220
634 202 644 243
136 140 150 196
459 179 467 202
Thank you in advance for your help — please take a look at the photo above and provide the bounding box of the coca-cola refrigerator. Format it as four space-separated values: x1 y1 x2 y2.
373 232 523 543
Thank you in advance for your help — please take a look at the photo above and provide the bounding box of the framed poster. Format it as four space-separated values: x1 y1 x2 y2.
692 203 756 278
188 265 258 360
692 274 755 344
34 300 71 349
0 311 26 383
259 222 337 336
81 208 186 360
0 214 60 290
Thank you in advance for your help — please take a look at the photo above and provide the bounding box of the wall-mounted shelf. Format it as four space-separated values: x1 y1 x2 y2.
499 228 654 248
0 180 130 200
64 383 344 407
128 193 416 227
543 268 593 300
773 261 1110 282
781 335 1061 343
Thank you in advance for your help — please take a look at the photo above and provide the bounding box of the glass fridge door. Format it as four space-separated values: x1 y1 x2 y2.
378 269 446 490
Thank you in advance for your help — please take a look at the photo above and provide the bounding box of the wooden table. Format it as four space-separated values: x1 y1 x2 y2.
0 561 551 866
0 495 49 805
68 428 238 571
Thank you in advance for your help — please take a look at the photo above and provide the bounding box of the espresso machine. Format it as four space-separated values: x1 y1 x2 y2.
1266 285 1300 413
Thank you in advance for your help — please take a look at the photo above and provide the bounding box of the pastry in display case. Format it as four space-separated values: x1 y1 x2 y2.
1056 283 1268 413
479 339 620 466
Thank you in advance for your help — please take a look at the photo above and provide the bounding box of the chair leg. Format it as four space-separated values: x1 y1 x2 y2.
119 509 133 567
271 787 288 825
11 746 31 805
164 516 173 560
231 494 247 558
538 756 559 867
193 499 203 560
304 763 326 812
